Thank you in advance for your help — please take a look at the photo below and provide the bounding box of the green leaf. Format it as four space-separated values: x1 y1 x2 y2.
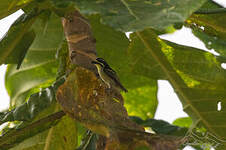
0 111 74 150
130 116 187 136
8 115 77 150
49 0 75 17
73 0 207 31
143 119 179 135
186 1 226 57
0 77 78 150
128 33 165 80
134 146 149 150
199 0 222 9
123 84 158 119
76 130 97 150
0 85 57 124
76 123 87 149
132 29 226 143
173 117 193 128
0 111 63 149
89 15 158 119
0 13 36 66
1 11 73 150
5 12 64 107
0 0 32 19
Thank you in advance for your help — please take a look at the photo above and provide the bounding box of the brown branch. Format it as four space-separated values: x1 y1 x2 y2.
62 10 97 71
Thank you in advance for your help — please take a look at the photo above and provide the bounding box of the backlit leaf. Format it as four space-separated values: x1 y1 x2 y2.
0 13 36 66
5 12 64 107
132 29 226 144
186 1 226 57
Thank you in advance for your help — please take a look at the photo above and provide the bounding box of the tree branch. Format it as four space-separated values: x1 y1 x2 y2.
194 8 226 14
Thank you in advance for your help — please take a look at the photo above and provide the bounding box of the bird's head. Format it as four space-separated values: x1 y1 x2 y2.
96 58 108 65
91 58 104 69
91 58 108 68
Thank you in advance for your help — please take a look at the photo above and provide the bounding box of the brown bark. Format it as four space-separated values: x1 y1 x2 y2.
59 10 184 150
62 10 97 71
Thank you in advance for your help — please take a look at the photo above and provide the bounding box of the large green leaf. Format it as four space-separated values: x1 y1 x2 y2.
5 12 64 107
130 29 226 145
0 77 78 150
0 110 77 150
0 81 61 125
0 111 63 150
89 15 158 119
8 115 77 150
0 0 32 19
0 13 36 67
186 1 226 57
0 82 64 149
72 0 207 32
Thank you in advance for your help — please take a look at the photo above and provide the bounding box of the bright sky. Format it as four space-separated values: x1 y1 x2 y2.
1 1 225 149
0 10 24 112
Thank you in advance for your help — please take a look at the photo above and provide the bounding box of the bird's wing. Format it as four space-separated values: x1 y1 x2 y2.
104 67 128 92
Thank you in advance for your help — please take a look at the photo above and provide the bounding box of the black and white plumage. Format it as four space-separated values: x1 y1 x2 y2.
91 58 128 92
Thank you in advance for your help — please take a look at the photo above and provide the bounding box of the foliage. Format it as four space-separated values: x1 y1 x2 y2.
0 0 226 149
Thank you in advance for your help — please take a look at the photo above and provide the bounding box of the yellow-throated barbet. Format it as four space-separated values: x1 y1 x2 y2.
92 58 128 92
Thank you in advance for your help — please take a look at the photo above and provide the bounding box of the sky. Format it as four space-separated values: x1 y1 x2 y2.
0 10 24 112
0 1 226 149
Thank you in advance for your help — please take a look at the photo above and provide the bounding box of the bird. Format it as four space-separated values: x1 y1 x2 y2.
91 58 128 92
